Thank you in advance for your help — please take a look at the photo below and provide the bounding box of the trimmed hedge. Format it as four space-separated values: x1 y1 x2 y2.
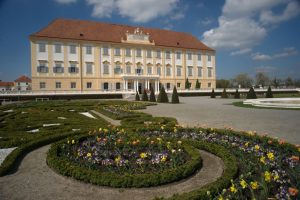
0 131 83 176
47 136 203 188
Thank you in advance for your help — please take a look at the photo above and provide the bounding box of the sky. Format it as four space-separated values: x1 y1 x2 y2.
0 0 299 82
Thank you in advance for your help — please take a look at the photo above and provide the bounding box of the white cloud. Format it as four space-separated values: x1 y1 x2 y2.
252 47 298 61
55 0 77 4
255 66 277 73
200 18 213 26
202 0 300 50
260 1 300 25
230 48 252 56
86 0 179 23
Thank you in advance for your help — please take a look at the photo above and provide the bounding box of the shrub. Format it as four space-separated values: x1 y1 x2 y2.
246 87 257 99
171 86 180 104
149 87 156 102
234 89 240 99
142 89 148 101
157 87 169 103
195 79 200 90
221 88 228 98
135 92 140 101
185 78 190 90
210 89 216 98
265 86 273 98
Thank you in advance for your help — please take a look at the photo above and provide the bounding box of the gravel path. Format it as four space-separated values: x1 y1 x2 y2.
90 110 121 126
143 97 300 145
0 145 223 200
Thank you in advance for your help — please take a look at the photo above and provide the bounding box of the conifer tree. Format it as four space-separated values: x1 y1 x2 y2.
171 86 180 104
149 87 156 102
221 88 228 98
265 86 273 98
135 92 140 101
210 89 216 98
142 89 148 101
185 78 190 89
247 87 257 99
157 86 169 103
234 89 240 99
195 79 200 89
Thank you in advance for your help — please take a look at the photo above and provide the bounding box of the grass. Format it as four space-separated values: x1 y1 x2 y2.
232 101 300 110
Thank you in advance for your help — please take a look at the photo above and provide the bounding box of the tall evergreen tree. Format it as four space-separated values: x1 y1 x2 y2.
246 87 257 99
210 89 216 98
195 79 200 89
265 86 273 98
171 86 180 103
185 78 190 89
234 89 240 99
142 89 148 101
135 92 140 101
221 88 228 98
149 87 156 102
157 86 169 103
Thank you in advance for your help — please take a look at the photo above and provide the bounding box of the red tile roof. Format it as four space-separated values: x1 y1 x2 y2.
30 18 214 51
15 75 31 83
0 82 14 87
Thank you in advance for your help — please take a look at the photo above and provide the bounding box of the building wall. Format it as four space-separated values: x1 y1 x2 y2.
30 38 216 91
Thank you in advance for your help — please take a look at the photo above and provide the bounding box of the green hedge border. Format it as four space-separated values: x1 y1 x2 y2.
0 131 84 176
46 136 202 188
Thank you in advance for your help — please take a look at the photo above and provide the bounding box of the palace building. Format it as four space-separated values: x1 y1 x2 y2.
30 19 216 93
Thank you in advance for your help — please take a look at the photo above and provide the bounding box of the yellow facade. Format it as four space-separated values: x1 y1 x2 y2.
30 30 216 93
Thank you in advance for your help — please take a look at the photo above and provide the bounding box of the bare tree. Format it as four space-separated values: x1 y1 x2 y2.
285 77 294 88
271 77 280 88
231 73 253 88
255 72 269 88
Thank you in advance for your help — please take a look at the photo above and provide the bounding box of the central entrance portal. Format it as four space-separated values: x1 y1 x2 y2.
138 83 142 94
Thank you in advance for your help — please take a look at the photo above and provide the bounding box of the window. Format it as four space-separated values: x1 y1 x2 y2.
37 61 48 73
207 54 211 62
116 82 121 90
86 63 93 74
208 82 211 88
176 66 181 76
103 82 109 90
167 83 171 89
115 47 121 56
70 45 76 54
147 66 152 75
54 44 62 53
103 63 109 74
166 66 171 76
166 51 171 59
125 48 131 57
156 50 161 58
208 67 212 77
197 52 201 61
87 82 92 88
103 46 109 55
197 67 202 77
69 62 78 73
188 66 193 76
136 48 142 57
39 82 46 89
176 52 181 60
187 52 192 60
55 82 61 89
177 83 181 88
126 65 131 74
157 67 161 75
86 46 92 55
147 50 152 58
136 67 142 75
53 62 64 73
114 65 122 74
71 82 76 89
38 43 46 53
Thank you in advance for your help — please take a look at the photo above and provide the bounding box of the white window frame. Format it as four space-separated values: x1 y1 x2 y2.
176 66 182 76
54 44 62 54
166 66 171 76
70 82 76 89
187 52 192 60
103 63 109 74
55 82 61 89
147 50 152 58
86 46 92 55
86 63 93 74
197 67 202 77
125 48 131 57
115 47 121 56
103 46 109 56
87 82 92 89
136 48 142 57
38 43 46 53
147 66 152 75
165 51 171 59
188 66 193 77
176 52 181 60
69 45 76 54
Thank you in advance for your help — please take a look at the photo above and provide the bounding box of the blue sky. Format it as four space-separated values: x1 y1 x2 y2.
0 0 299 81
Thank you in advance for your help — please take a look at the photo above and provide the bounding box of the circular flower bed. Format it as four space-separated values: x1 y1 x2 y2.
47 128 202 187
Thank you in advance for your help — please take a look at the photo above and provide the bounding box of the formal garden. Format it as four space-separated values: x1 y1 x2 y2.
0 97 299 200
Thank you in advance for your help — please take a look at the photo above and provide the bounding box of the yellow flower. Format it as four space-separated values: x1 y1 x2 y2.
273 174 279 181
87 152 92 157
240 179 247 189
245 142 249 147
230 184 238 193
99 127 102 132
264 171 271 182
248 131 254 136
71 139 75 144
174 127 177 133
177 140 182 145
250 181 258 190
161 126 165 130
115 155 121 163
140 152 147 159
254 145 260 151
218 196 224 200
267 152 275 161
161 156 167 162
67 140 70 144
298 147 300 152
260 156 266 164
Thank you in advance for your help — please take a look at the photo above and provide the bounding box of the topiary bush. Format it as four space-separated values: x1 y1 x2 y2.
157 86 169 103
171 86 180 104
195 79 200 90
221 88 228 98
185 78 190 90
135 92 140 101
149 87 156 102
246 87 257 99
210 89 216 98
142 89 148 101
234 89 240 99
265 86 273 98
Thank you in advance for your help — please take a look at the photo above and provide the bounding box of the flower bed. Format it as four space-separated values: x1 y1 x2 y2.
140 127 300 200
47 128 202 187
